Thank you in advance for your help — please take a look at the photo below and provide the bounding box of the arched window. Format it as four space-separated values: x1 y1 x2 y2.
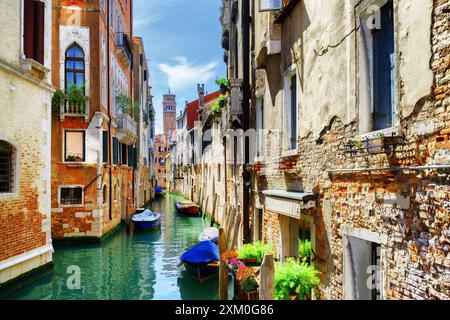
65 44 85 89
0 141 15 194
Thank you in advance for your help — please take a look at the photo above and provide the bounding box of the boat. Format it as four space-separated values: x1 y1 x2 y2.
155 185 164 197
199 227 219 244
179 241 220 283
131 209 161 230
175 200 201 216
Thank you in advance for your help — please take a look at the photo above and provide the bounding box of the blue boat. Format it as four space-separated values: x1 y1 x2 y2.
179 241 220 283
155 185 164 197
131 209 161 230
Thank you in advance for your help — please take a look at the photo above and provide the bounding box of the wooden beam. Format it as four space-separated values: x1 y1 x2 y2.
230 213 241 249
210 194 218 227
218 227 229 300
259 254 275 300
226 207 236 246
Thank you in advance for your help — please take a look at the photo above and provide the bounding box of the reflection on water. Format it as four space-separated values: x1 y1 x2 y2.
2 194 218 300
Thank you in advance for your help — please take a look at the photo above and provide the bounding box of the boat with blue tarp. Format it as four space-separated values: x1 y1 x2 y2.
131 209 161 230
179 241 220 282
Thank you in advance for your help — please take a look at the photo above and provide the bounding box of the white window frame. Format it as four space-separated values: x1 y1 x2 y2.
282 65 299 155
58 185 85 207
255 97 265 162
0 138 20 197
357 0 398 135
63 129 86 164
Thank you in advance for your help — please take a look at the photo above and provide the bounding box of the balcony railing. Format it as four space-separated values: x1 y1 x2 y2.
116 113 137 145
116 32 134 68
60 98 89 122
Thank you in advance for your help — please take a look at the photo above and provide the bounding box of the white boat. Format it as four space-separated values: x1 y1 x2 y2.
199 227 219 244
131 209 161 230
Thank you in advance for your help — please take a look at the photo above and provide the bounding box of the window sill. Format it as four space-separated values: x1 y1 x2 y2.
0 192 19 199
281 149 298 158
59 204 85 208
20 58 49 81
357 126 403 140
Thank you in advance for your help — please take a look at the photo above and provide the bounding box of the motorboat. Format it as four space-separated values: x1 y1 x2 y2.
199 227 219 244
175 200 201 216
179 241 219 283
131 209 161 230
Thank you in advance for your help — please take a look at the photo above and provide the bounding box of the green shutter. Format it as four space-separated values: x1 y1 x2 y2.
103 131 108 163
113 137 118 165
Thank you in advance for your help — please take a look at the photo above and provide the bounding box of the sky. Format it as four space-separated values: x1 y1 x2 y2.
133 0 226 133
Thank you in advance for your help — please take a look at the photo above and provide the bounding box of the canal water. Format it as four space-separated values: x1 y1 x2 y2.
2 194 218 300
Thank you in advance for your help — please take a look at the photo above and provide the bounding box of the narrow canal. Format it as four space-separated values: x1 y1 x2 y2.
2 194 218 300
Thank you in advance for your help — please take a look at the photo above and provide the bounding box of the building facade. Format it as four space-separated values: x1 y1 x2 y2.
0 0 54 285
50 0 150 240
220 0 449 300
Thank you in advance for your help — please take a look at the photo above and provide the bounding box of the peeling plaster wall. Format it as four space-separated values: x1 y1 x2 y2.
0 0 53 285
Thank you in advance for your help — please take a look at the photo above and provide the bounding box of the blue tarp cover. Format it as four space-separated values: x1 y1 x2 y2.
155 186 163 193
180 241 219 264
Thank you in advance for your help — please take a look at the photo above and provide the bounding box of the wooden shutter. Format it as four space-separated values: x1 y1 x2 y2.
112 137 118 165
33 0 45 64
23 0 35 60
373 2 395 131
102 131 108 163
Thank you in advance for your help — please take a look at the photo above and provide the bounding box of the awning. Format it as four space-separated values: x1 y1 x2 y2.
262 190 317 220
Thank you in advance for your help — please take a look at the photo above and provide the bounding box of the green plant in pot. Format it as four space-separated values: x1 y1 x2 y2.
115 93 140 117
215 77 230 93
274 258 320 300
237 241 272 265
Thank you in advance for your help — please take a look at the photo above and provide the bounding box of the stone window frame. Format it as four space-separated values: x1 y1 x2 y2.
0 138 20 198
341 226 387 300
282 64 299 156
102 184 108 205
58 185 84 208
356 0 400 136
62 129 87 163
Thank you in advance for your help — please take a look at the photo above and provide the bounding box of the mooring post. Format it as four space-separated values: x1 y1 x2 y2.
259 254 274 300
218 227 229 300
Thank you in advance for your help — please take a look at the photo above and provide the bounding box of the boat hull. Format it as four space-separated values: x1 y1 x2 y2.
132 220 160 230
176 203 201 216
183 263 218 283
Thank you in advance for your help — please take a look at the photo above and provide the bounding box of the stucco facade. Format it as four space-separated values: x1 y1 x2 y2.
0 0 54 285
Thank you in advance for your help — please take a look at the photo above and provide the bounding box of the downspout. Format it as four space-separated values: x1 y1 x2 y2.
242 0 251 244
130 0 136 211
107 0 113 220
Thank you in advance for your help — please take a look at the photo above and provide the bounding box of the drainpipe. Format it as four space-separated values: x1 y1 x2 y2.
242 0 251 244
107 0 113 220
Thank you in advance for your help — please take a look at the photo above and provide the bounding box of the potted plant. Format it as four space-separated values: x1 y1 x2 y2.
236 267 258 300
274 258 320 300
237 241 272 266
221 249 238 264
215 78 230 94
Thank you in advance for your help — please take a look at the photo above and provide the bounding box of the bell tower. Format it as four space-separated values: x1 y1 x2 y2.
163 90 177 143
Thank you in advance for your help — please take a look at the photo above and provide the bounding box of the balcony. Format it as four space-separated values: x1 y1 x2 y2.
116 113 137 145
59 98 89 122
115 32 134 69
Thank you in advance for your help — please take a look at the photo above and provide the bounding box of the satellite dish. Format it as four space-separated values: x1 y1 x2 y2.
259 0 282 12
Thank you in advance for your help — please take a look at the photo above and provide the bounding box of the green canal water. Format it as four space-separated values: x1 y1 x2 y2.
2 194 218 300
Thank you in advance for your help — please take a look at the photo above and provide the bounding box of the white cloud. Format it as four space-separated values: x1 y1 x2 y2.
133 0 176 29
158 57 218 92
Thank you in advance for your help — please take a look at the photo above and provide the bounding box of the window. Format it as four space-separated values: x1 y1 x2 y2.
283 69 298 152
110 0 115 30
65 44 85 89
372 1 395 130
121 143 127 165
65 131 85 162
259 0 282 12
257 98 265 158
113 137 119 165
60 187 83 205
23 0 45 65
0 141 15 194
103 131 109 163
103 185 108 204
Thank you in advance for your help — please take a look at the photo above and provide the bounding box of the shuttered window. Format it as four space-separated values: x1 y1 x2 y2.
373 1 395 130
113 137 119 165
102 131 109 163
23 0 45 65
